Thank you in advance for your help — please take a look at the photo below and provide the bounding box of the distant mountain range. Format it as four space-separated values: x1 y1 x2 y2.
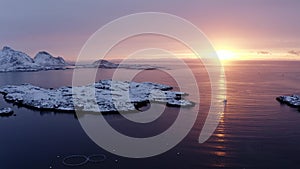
0 46 69 72
0 46 163 72
80 59 161 70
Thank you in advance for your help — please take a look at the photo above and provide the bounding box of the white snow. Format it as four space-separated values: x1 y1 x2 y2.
276 94 300 107
0 107 13 116
0 80 194 113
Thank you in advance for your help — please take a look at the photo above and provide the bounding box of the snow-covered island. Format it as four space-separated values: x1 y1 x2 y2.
276 95 300 107
0 80 194 113
0 46 69 72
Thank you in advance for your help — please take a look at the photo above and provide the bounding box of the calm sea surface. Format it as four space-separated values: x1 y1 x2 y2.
0 60 300 169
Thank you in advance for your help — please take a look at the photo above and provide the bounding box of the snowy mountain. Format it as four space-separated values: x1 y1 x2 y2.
34 51 67 66
93 59 119 68
0 46 162 72
0 46 68 72
0 46 41 72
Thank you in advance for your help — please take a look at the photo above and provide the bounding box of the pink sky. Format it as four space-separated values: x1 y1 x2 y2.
1 0 299 61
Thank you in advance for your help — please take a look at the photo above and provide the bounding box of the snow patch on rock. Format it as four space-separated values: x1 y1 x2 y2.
0 107 14 116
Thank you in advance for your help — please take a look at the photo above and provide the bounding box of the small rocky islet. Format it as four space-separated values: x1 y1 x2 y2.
276 94 300 112
0 107 14 117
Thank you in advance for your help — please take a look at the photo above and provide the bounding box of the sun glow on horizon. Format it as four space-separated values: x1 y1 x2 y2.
216 50 238 61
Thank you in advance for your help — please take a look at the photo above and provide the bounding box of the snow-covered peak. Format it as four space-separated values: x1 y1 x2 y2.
34 51 67 66
0 46 35 66
0 46 70 72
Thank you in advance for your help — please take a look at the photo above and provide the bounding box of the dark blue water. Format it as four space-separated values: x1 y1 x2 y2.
0 60 300 169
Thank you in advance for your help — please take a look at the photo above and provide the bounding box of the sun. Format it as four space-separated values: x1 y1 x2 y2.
216 50 237 60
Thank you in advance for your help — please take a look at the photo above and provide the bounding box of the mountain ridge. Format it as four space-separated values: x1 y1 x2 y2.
0 46 68 72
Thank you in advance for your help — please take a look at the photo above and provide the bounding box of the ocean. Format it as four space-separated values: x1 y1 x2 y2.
0 60 300 169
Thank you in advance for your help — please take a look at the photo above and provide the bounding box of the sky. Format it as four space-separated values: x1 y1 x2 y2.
0 0 300 61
